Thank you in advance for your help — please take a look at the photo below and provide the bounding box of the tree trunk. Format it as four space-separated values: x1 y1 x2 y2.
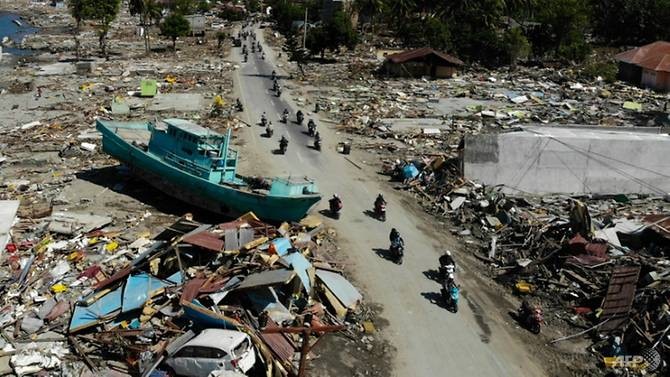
173 38 177 51
99 32 107 58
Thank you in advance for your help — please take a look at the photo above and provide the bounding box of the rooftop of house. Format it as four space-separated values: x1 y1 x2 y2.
615 41 670 73
385 47 464 66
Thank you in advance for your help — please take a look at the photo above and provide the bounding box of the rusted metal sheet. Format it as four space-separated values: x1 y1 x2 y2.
600 266 641 331
386 47 464 66
260 320 295 363
183 231 224 252
642 214 670 239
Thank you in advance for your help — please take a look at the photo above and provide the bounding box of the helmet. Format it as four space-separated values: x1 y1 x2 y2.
448 273 454 280
333 193 339 199
445 250 452 256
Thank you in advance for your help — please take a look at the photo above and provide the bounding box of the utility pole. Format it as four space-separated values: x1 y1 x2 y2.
302 7 308 48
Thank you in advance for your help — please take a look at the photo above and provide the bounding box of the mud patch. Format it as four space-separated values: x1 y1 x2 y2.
461 290 492 344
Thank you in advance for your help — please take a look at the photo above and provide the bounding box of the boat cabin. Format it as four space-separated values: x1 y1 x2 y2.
148 119 240 184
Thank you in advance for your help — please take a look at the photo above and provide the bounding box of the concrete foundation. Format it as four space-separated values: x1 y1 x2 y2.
463 126 670 195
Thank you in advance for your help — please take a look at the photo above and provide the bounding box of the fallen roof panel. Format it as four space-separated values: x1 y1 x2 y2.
235 269 295 290
600 266 641 331
122 273 174 313
315 269 362 308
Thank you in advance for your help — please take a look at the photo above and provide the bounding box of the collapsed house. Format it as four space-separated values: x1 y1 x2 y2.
0 212 366 376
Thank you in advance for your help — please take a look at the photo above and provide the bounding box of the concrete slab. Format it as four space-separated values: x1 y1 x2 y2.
146 93 204 112
464 125 670 195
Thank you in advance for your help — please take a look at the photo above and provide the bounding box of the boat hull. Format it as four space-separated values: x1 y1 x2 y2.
97 122 321 222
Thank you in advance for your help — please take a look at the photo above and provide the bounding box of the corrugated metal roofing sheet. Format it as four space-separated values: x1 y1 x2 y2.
183 231 225 252
385 47 464 66
600 266 640 331
615 41 670 73
260 320 295 363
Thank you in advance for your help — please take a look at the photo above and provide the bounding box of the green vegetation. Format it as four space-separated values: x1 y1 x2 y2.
68 0 121 57
129 0 164 54
161 13 191 51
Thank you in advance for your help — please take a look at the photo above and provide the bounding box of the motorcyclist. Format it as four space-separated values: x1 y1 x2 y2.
307 119 316 135
297 110 304 124
281 109 289 123
279 135 288 152
439 250 456 275
389 227 400 245
375 194 387 211
271 70 276 80
261 112 267 126
266 121 273 137
329 194 342 213
314 132 322 150
236 98 243 111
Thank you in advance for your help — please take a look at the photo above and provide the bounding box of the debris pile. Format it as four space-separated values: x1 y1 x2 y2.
385 154 670 373
0 209 372 376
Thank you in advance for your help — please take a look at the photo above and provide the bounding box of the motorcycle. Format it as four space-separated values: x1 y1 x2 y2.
518 301 544 334
281 112 288 123
279 139 288 154
375 202 387 222
297 112 304 125
261 115 267 127
390 238 404 264
266 125 274 137
442 281 459 313
236 100 244 112
307 122 316 136
314 137 321 151
329 198 342 219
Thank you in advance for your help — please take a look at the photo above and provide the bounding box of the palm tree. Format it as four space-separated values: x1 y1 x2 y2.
129 0 164 53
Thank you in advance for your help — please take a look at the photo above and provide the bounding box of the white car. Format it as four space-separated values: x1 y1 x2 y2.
165 329 256 377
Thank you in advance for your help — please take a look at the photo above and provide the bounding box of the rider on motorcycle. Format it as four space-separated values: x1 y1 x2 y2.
266 121 273 136
329 194 342 212
297 110 304 124
375 194 387 211
308 119 316 135
271 70 276 80
261 112 267 126
279 135 288 151
282 109 289 122
389 227 400 245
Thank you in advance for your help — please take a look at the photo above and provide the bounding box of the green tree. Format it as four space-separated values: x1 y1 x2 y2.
161 13 191 50
271 0 306 33
354 0 386 33
245 0 260 13
397 15 451 51
129 0 164 54
502 27 530 66
68 0 94 59
533 0 589 61
86 0 122 57
171 0 195 14
306 11 358 59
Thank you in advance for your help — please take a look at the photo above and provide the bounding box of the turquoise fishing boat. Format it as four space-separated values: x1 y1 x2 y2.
96 119 321 221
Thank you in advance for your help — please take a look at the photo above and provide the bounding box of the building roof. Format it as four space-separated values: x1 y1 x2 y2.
385 48 464 66
615 41 670 73
184 329 248 349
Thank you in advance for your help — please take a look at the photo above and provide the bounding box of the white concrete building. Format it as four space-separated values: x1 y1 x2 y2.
463 126 670 195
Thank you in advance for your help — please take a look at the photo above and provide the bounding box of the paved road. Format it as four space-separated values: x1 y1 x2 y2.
232 26 547 377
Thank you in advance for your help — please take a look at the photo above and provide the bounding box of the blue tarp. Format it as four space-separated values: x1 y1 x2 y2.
271 237 292 256
122 273 175 313
282 252 312 294
244 287 293 323
69 286 123 332
402 164 419 180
